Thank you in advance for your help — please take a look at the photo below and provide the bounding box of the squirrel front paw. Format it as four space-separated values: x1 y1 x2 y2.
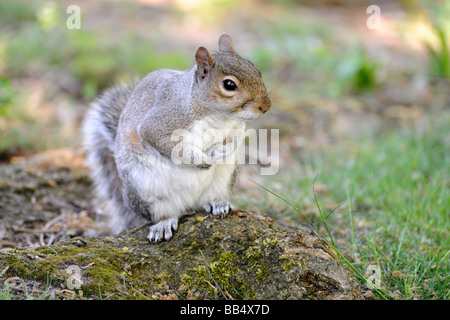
148 217 178 243
203 200 233 218
206 141 236 164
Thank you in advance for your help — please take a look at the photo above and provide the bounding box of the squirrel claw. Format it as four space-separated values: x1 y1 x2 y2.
148 217 178 243
203 200 233 219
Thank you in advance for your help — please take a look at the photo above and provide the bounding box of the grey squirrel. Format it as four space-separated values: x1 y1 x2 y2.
82 34 271 242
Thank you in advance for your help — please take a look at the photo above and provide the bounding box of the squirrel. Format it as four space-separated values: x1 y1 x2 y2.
82 34 271 242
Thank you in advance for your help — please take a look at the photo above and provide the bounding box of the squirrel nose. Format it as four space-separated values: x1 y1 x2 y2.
257 97 272 114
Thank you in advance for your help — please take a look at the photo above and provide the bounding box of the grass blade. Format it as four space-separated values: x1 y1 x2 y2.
250 177 393 300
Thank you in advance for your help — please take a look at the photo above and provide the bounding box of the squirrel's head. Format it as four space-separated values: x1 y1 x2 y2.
193 34 271 121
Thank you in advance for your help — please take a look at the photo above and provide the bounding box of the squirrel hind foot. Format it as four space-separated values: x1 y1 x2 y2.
148 217 179 243
203 200 233 219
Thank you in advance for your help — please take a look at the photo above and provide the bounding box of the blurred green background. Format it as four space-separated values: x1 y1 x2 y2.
1 0 449 158
0 0 449 299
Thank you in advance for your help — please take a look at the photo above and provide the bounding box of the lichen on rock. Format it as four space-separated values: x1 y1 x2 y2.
0 210 362 300
0 150 362 300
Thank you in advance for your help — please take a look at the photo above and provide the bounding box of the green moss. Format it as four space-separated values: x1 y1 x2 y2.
208 232 223 249
186 239 203 253
210 232 222 241
244 245 273 280
279 254 296 272
83 261 124 296
151 272 175 291
0 209 361 299
1 222 285 299
255 267 269 280
3 254 31 278
262 237 281 247
3 252 59 284
246 246 263 263
179 273 193 289
188 250 251 299
1 239 144 299
208 251 240 286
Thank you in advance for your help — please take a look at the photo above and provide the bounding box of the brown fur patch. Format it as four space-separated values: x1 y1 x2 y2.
125 130 143 149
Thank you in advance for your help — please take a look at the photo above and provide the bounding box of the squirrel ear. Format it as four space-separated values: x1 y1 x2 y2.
218 33 235 54
195 46 215 80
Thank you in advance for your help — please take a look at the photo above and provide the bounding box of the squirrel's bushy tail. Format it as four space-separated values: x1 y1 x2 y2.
82 82 141 234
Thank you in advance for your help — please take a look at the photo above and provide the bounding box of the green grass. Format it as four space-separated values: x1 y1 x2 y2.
0 285 12 300
425 25 450 78
0 0 190 101
246 20 380 98
0 0 191 156
252 114 449 299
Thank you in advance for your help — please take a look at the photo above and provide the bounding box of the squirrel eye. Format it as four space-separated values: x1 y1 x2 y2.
222 79 237 91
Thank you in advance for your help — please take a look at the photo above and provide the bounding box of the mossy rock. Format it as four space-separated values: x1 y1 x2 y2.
0 150 362 300
0 210 362 300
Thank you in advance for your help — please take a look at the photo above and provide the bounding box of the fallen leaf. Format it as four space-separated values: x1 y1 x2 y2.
363 290 374 298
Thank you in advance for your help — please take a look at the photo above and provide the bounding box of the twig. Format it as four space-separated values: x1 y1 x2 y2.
43 212 65 231
46 245 58 254
42 198 96 218
39 233 45 247
81 262 95 269
42 198 82 212
200 250 228 300
0 241 17 248
47 234 55 246
224 288 234 300
0 266 9 277
14 227 60 234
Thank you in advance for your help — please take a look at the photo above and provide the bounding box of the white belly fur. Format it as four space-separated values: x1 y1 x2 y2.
130 115 243 221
